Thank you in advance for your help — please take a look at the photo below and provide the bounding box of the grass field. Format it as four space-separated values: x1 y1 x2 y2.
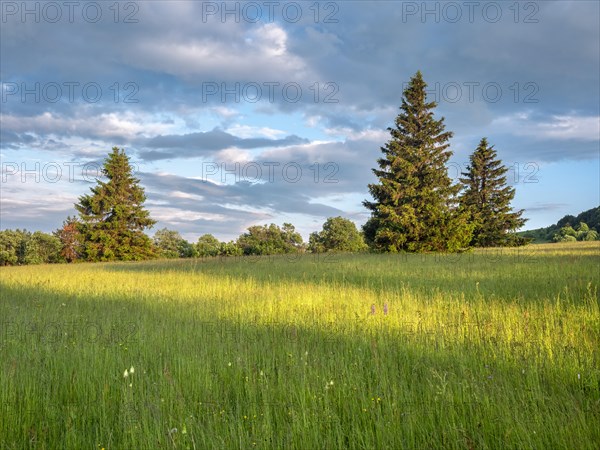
1 242 599 449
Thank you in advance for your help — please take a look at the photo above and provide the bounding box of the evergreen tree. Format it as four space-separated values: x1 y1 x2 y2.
54 216 83 262
363 71 472 252
459 138 526 246
75 147 156 261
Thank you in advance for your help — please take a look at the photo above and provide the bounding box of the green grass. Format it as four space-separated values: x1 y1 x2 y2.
1 242 599 449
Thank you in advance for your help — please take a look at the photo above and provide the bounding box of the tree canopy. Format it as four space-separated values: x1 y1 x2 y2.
459 138 527 246
75 147 156 261
308 217 367 252
363 71 472 252
237 223 303 255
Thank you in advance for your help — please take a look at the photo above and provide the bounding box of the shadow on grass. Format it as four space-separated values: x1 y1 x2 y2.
1 281 598 449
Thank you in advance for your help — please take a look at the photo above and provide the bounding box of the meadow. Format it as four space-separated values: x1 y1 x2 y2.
1 242 598 449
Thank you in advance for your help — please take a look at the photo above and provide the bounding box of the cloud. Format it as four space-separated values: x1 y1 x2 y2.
137 128 309 160
1 111 174 144
492 113 600 142
1 0 598 236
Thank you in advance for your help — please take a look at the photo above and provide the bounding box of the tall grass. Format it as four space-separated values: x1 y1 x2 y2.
1 242 598 449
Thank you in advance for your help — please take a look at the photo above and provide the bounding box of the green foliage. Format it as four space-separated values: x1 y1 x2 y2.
0 229 23 265
75 147 156 261
153 228 196 259
237 223 304 255
520 206 599 242
308 216 367 252
196 234 222 257
0 229 62 265
459 138 527 247
54 216 83 262
196 235 242 257
24 231 63 264
363 71 472 253
219 240 243 256
553 222 599 242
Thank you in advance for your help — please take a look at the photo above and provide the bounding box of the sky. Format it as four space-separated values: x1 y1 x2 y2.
1 0 599 242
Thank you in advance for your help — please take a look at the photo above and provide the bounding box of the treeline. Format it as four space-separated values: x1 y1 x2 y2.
3 71 556 266
153 216 366 259
0 217 365 266
0 230 63 265
518 207 600 243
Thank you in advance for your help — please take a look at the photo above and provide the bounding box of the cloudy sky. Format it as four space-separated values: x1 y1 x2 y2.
1 1 598 242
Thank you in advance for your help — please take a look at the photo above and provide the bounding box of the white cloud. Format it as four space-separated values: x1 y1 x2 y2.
492 112 600 141
225 124 287 139
2 111 175 142
129 23 308 82
150 207 226 223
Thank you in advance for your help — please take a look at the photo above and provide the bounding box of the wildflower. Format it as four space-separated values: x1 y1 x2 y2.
123 369 129 378
228 362 232 367
130 366 135 374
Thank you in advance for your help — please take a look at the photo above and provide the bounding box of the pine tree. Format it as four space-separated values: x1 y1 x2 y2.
75 147 156 261
54 216 82 262
363 71 472 252
459 138 527 247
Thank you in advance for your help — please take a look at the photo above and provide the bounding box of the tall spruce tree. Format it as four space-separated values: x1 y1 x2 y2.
75 147 156 261
459 138 527 246
363 71 472 252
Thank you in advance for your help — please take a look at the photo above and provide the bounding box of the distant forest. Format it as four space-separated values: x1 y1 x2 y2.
518 206 600 243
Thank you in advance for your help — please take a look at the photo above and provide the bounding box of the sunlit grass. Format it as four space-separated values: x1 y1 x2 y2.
1 242 599 449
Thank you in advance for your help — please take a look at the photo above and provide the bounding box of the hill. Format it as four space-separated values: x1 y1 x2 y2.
519 206 599 243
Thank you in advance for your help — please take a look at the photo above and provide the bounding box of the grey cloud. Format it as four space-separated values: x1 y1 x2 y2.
137 129 309 160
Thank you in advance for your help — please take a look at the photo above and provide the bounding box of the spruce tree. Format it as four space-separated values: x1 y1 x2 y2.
363 71 472 252
75 147 156 261
459 138 527 246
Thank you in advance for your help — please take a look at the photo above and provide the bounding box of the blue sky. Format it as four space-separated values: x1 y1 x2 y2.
1 1 599 242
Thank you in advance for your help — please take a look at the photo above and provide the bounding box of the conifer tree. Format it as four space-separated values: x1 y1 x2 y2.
459 138 526 246
54 216 82 262
363 71 472 252
75 147 156 261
